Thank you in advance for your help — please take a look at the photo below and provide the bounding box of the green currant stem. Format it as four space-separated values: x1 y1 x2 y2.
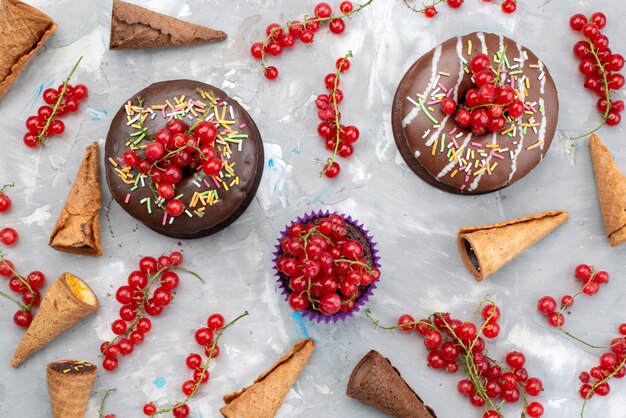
580 356 626 417
0 251 36 310
0 290 27 310
401 0 447 14
98 388 117 418
37 56 83 144
492 46 509 86
151 311 250 416
570 39 612 141
334 258 373 274
556 327 613 350
0 182 14 193
259 2 373 71
101 265 205 357
321 50 353 177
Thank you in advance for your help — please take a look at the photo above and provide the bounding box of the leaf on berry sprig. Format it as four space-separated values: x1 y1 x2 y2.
250 1 373 80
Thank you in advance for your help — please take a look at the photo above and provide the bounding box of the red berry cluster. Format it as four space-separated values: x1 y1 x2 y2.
317 53 361 178
276 214 380 317
143 311 248 418
537 264 609 328
100 252 203 372
123 116 221 218
442 51 524 136
569 12 624 137
376 302 544 417
577 324 626 409
402 0 516 19
0 252 46 328
250 1 372 80
23 57 87 148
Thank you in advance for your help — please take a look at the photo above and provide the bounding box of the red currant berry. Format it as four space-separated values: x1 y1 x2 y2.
501 0 517 14
208 313 225 330
440 98 457 115
265 23 283 40
314 2 332 18
447 0 463 8
470 54 491 74
336 57 351 72
0 228 18 245
111 319 127 335
182 379 197 396
205 344 220 358
525 377 543 396
250 42 263 59
300 30 315 44
50 120 65 135
590 12 607 29
339 1 353 13
43 88 59 105
264 66 279 80
582 23 599 39
527 401 544 417
143 403 157 416
570 14 587 31
329 19 345 34
172 404 190 418
13 310 33 328
424 7 437 18
72 84 88 100
195 327 213 346
166 200 185 217
537 296 557 314
457 379 474 396
324 161 340 178
102 357 118 372
506 351 525 369
548 312 564 327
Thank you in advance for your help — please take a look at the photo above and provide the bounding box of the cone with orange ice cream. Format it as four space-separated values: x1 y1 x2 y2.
11 273 99 367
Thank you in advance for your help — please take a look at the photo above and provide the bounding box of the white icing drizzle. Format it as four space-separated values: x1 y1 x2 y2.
507 43 527 182
437 132 473 178
537 60 547 151
425 37 464 147
402 45 443 127
476 32 488 54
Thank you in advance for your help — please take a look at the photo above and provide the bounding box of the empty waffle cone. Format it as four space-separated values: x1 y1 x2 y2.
589 134 626 247
347 350 436 418
49 142 102 256
220 338 314 418
12 273 99 367
110 0 227 50
457 211 569 281
47 360 97 418
0 0 56 98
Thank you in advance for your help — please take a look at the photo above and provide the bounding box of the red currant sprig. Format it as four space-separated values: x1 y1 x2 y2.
318 51 360 178
368 300 545 417
569 12 624 140
250 1 373 80
537 264 609 331
578 325 626 417
23 56 88 148
100 252 204 372
0 182 14 213
143 311 249 418
402 0 516 19
0 251 46 328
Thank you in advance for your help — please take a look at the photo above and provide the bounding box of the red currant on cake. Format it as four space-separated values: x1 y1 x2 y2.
274 212 380 322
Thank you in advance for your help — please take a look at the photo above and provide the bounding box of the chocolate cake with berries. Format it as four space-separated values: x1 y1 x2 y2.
392 32 558 194
274 211 381 323
105 80 263 239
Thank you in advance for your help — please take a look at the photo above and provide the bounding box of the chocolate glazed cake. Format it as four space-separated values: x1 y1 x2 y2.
105 80 264 238
392 32 559 194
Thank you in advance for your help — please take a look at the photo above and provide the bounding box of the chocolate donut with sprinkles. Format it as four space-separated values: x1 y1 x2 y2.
392 32 558 194
105 80 263 238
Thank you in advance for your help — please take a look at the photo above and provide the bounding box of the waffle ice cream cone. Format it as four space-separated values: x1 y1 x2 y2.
589 134 626 247
457 211 569 281
110 0 227 50
347 350 436 418
11 273 99 367
47 360 97 418
49 142 102 256
0 0 56 98
220 338 314 418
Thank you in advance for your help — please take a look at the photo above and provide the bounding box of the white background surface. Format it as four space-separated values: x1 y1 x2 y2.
0 0 625 417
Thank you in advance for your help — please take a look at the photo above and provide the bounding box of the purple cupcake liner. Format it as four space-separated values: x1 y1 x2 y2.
272 209 381 324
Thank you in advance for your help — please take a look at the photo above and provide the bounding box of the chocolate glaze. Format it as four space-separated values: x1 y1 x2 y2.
392 32 559 194
48 360 96 374
105 80 263 239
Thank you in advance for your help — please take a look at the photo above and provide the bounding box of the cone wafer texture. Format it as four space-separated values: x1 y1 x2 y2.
457 210 569 281
110 0 226 50
221 338 314 418
12 273 99 367
347 350 436 418
589 134 626 247
0 0 56 98
49 142 102 256
47 360 97 418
